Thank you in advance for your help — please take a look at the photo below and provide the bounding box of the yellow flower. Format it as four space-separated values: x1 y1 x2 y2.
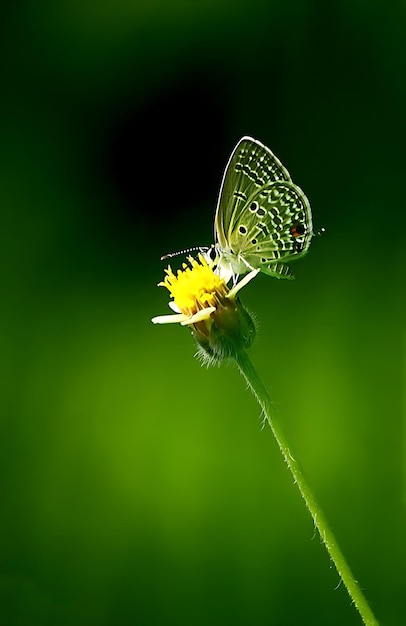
152 255 259 363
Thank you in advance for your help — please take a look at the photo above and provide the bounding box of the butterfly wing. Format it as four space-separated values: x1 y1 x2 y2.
214 136 291 250
215 137 313 279
226 180 313 279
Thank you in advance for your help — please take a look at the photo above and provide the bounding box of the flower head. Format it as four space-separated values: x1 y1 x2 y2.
152 254 259 363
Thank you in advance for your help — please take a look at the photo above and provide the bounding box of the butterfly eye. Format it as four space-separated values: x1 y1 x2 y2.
290 222 306 238
207 246 217 261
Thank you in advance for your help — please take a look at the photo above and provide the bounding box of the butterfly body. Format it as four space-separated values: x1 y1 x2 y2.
214 136 313 280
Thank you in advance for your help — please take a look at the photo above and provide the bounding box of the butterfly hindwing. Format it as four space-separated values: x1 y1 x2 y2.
227 181 312 278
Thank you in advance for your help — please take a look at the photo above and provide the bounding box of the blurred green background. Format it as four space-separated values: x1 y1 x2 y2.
1 1 405 624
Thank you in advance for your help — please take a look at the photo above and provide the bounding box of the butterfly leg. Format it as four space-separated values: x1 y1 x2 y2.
230 256 255 286
239 255 256 273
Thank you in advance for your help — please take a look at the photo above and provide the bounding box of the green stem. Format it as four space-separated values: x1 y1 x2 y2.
234 349 379 626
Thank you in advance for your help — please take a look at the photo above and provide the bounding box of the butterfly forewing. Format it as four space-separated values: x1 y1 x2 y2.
215 136 291 249
214 137 313 279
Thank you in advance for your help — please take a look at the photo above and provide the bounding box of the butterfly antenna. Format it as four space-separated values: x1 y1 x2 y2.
161 246 208 261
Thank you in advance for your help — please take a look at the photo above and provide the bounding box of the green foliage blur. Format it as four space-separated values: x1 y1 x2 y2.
1 1 405 624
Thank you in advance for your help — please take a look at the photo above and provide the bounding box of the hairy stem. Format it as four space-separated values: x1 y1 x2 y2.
234 350 379 626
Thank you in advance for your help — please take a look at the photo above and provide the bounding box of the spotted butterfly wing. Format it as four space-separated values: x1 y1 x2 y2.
214 136 313 279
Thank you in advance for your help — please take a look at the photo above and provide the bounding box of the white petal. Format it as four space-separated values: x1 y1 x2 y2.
180 306 216 326
168 301 181 313
227 269 260 299
216 261 234 284
151 313 189 325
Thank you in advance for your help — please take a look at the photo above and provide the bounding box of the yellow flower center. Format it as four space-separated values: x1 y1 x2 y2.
159 254 228 315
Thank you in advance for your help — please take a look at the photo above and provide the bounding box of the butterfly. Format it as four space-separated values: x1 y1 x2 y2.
212 136 313 280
